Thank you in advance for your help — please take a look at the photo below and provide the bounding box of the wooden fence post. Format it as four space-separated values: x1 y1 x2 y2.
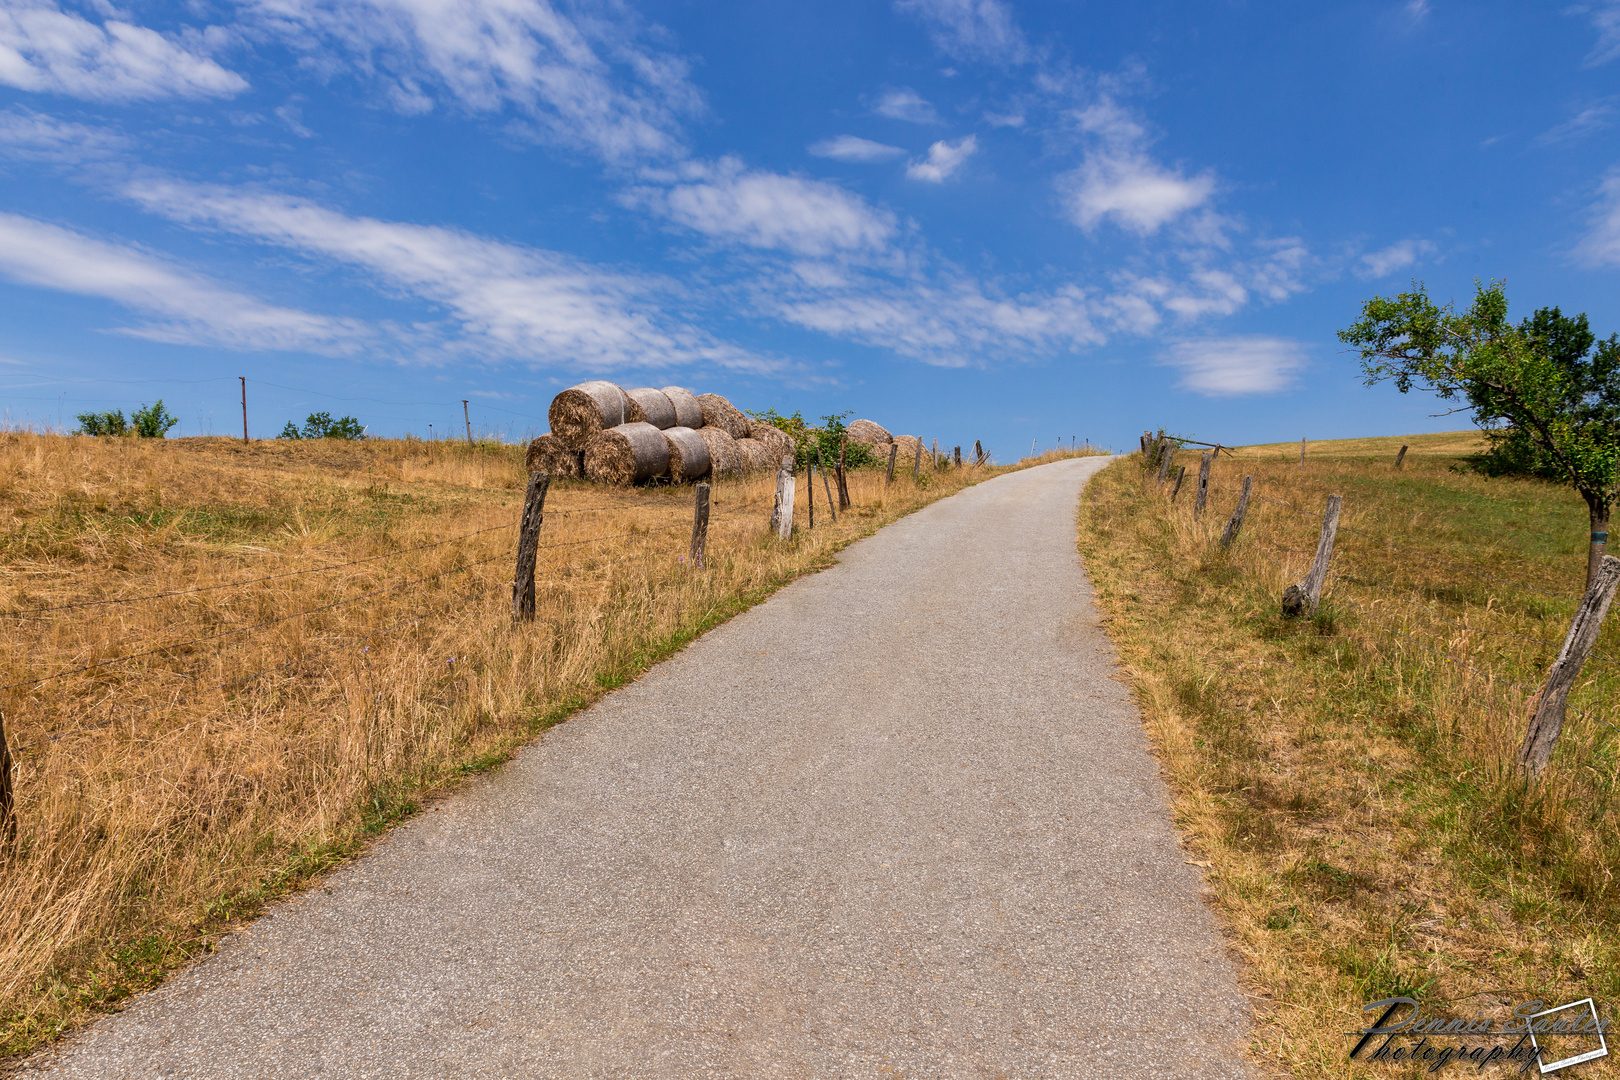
1299 437 1306 468
1193 452 1212 519
954 445 962 468
1394 444 1409 470
1170 465 1187 502
973 439 985 466
1282 494 1342 617
1518 554 1620 776
769 456 796 539
512 471 551 622
806 465 814 528
1156 444 1174 485
689 482 710 567
0 709 14 845
1220 475 1254 549
886 442 898 484
836 439 850 510
913 437 922 478
816 448 838 523
932 439 939 471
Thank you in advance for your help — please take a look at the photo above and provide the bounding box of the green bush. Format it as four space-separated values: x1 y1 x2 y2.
131 401 179 439
746 408 879 471
75 410 128 437
278 412 366 440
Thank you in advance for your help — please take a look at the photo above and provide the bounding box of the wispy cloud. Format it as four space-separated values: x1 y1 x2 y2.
0 106 129 162
894 0 1029 64
1536 101 1613 144
0 211 365 351
906 134 977 182
872 87 939 123
1574 169 1620 266
623 158 898 257
1159 335 1307 396
0 0 245 102
1578 0 1620 65
123 178 769 372
244 0 701 163
808 135 905 163
1357 237 1436 278
1057 99 1214 235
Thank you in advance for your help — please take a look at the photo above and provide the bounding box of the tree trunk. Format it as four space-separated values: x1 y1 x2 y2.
1588 496 1610 592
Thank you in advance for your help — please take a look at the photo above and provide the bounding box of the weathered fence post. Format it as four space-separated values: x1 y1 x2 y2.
954 445 963 468
806 465 815 528
689 481 710 567
1156 443 1174 485
1299 437 1306 468
1170 465 1187 502
973 439 985 466
913 436 922 478
1518 554 1620 776
1282 493 1342 617
886 442 898 484
816 447 838 523
769 456 796 539
0 709 14 845
1220 475 1254 549
932 438 939 471
1394 444 1408 470
512 471 551 622
1193 452 1212 519
836 439 850 510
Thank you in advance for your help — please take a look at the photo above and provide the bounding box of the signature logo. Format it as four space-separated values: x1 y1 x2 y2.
1350 997 1611 1074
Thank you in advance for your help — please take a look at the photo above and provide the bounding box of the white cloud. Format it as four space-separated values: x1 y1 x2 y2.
244 0 700 162
0 0 245 102
1057 98 1214 235
1575 170 1620 266
622 158 897 257
1357 237 1436 278
983 109 1024 127
808 135 905 163
1537 101 1613 144
873 87 939 123
0 106 128 161
0 212 365 351
906 134 977 182
1159 336 1307 396
123 179 766 371
1581 1 1620 65
895 0 1028 64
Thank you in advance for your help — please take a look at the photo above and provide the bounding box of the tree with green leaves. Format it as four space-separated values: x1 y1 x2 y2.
1340 280 1620 589
130 400 179 438
75 409 127 437
278 411 366 440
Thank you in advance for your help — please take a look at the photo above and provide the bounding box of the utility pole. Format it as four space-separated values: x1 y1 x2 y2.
239 377 248 443
463 400 473 447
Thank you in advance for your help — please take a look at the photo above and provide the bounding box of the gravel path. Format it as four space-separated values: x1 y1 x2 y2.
26 456 1257 1079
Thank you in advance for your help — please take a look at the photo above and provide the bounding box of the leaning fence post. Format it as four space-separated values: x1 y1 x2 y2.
1156 444 1174 485
1282 493 1342 617
886 442 898 484
1170 465 1187 502
512 471 551 622
1394 444 1409 470
973 439 985 466
689 481 710 567
1518 554 1620 776
0 709 14 845
1193 452 1212 519
769 455 796 539
1220 476 1254 549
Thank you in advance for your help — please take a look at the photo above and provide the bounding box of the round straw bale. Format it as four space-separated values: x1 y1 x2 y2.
696 393 751 439
696 425 742 479
662 426 711 483
732 437 778 474
623 387 677 430
747 421 795 462
583 422 671 486
660 386 704 429
524 434 583 477
549 381 629 449
845 419 893 448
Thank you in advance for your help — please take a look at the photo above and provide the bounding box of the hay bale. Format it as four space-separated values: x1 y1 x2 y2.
748 421 795 463
583 422 671 486
549 381 629 449
846 419 892 448
662 426 711 483
892 434 923 463
623 387 677 430
696 425 743 479
733 437 779 475
697 393 751 439
660 386 704 429
524 434 583 477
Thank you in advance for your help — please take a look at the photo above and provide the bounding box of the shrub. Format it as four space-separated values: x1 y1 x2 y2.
278 412 366 440
746 408 879 471
75 410 128 437
131 401 179 439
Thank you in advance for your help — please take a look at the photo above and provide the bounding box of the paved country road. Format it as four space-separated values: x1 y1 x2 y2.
23 456 1258 1079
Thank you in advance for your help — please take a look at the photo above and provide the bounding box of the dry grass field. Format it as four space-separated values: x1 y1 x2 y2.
0 432 1096 1059
1079 432 1620 1078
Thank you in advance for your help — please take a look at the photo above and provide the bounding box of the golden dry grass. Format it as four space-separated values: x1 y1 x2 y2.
1079 437 1620 1078
0 432 1091 1058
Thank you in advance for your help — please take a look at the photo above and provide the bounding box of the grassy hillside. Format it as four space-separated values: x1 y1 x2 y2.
1079 432 1620 1077
0 433 1096 1058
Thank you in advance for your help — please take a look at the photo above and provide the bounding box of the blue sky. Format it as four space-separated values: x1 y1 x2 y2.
1 0 1618 456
